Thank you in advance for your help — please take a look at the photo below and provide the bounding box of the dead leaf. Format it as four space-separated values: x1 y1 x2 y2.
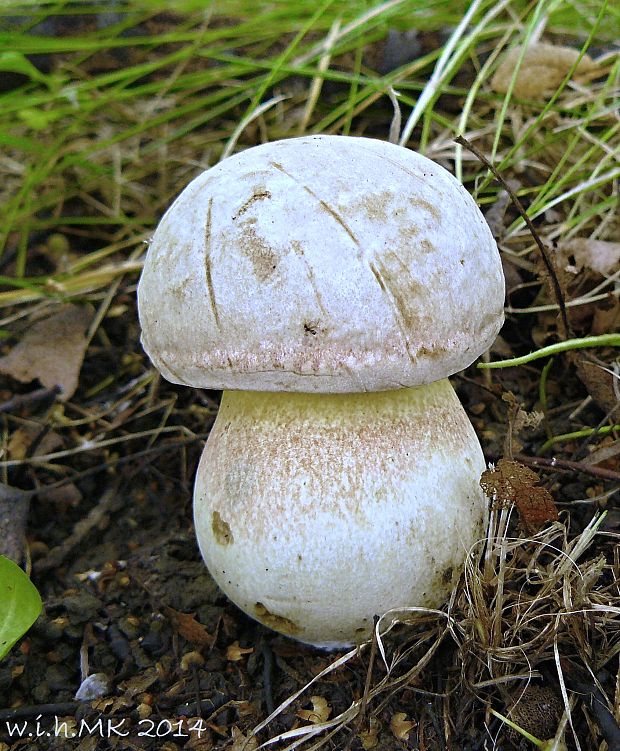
513 408 544 433
185 727 214 751
514 486 559 531
583 440 620 467
7 429 32 461
0 482 31 563
111 668 160 714
491 43 597 99
390 712 416 741
480 459 539 506
572 356 618 413
75 737 98 751
226 641 254 661
558 238 620 276
481 459 558 532
55 717 77 739
591 297 620 337
230 726 258 751
359 718 380 749
297 696 331 724
503 392 544 456
91 697 115 712
0 304 93 401
163 607 214 647
235 700 259 719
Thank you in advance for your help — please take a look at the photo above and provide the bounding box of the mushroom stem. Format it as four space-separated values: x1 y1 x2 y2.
193 379 487 648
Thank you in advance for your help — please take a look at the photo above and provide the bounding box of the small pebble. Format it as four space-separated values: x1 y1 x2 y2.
75 672 111 701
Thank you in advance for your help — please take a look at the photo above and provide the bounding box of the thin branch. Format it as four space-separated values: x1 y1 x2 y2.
512 453 620 483
455 135 571 340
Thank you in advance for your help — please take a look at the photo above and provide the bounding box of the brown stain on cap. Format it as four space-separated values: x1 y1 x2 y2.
212 510 234 545
349 189 394 222
254 602 300 635
240 225 279 282
410 196 440 222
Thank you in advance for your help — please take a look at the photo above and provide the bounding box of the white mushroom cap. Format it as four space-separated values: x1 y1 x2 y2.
138 135 504 393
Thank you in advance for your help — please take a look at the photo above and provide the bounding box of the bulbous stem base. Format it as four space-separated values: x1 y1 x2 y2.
193 380 487 647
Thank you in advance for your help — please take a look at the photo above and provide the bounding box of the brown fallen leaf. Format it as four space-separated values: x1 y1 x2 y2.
185 730 215 751
502 392 544 456
491 42 597 99
230 726 258 751
163 606 215 647
181 650 205 671
481 459 539 505
359 718 380 749
481 459 558 532
8 426 63 461
583 439 620 467
390 712 416 741
297 696 331 724
185 728 215 751
591 297 620 337
0 304 93 401
117 667 159 697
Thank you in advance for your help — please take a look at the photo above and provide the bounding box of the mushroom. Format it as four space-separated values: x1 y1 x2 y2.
137 135 505 648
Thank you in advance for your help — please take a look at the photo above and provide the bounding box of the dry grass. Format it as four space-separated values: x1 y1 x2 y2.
248 508 620 749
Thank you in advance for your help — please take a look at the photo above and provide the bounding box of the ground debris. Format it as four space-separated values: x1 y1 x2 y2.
481 458 559 530
0 304 93 401
491 42 598 99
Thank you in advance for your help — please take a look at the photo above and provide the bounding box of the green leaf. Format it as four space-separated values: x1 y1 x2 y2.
0 555 42 660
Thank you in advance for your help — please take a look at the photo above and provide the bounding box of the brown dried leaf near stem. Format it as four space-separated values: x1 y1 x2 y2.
480 458 558 531
389 712 416 741
297 696 331 724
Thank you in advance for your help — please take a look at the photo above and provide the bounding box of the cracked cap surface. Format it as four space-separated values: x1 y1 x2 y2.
137 135 505 392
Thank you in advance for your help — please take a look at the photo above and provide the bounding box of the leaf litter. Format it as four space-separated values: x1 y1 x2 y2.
0 304 93 401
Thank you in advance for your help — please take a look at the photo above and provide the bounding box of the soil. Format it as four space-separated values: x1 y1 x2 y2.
0 361 607 751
